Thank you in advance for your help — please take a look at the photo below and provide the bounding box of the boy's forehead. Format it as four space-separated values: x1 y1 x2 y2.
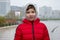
26 8 36 12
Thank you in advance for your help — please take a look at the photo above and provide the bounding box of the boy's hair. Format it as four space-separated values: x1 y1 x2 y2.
26 4 36 12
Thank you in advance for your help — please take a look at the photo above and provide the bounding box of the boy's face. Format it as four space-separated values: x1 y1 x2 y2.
26 9 36 21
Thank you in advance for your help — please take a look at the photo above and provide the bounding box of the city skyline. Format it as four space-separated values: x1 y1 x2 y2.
10 0 60 10
0 0 60 19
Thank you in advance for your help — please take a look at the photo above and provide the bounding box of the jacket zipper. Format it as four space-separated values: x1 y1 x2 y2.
32 22 35 40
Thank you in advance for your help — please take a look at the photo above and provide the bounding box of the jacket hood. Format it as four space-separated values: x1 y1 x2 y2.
22 18 40 24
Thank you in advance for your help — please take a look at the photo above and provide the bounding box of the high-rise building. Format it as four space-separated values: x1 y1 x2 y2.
39 6 52 19
52 10 60 19
39 6 60 19
0 0 10 16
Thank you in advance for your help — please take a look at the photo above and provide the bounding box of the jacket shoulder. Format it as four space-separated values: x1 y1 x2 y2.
39 22 47 29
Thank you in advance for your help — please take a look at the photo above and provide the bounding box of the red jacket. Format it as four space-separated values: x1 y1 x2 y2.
14 18 50 40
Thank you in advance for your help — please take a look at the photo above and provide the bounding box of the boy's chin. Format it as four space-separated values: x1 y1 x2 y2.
29 19 34 21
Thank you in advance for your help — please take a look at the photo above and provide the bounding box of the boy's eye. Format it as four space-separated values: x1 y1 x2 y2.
32 11 35 13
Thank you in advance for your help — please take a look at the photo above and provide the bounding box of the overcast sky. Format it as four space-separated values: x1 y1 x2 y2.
10 0 60 10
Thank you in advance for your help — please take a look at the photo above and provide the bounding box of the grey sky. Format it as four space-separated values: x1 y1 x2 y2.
10 0 60 10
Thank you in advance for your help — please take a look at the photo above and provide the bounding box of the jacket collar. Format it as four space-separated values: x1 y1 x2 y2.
23 18 40 24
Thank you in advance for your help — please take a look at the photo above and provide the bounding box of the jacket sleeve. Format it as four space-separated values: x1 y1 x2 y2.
43 24 50 40
14 25 22 40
